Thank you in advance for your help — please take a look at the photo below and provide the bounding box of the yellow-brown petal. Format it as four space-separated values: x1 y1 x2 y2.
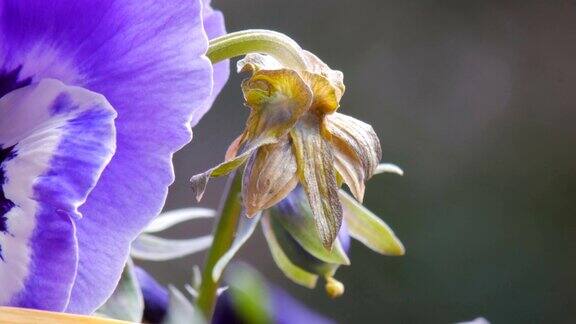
190 136 276 202
302 50 345 102
290 114 342 249
325 112 382 180
332 146 366 201
241 68 312 141
301 71 340 114
225 133 245 161
242 139 298 216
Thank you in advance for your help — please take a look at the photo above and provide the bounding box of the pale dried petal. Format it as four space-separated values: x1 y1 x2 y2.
333 147 366 201
237 53 284 73
241 68 312 141
242 139 298 216
190 137 275 201
302 50 345 102
224 133 245 161
326 112 382 180
290 115 343 249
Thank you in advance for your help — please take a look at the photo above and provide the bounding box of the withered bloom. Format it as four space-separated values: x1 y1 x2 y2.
191 51 381 249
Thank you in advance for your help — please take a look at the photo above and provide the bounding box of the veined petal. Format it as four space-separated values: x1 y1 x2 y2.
2 0 223 313
197 0 230 125
290 115 342 249
326 112 382 200
241 68 312 142
302 50 345 103
190 137 276 202
242 139 298 216
339 191 405 256
0 79 116 310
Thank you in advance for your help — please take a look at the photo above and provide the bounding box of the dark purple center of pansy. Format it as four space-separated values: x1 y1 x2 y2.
0 66 32 98
0 145 17 261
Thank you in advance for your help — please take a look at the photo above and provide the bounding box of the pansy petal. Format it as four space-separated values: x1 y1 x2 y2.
261 215 319 288
326 112 382 179
197 0 230 125
2 0 221 313
290 116 342 249
0 79 116 310
242 140 298 216
339 191 405 256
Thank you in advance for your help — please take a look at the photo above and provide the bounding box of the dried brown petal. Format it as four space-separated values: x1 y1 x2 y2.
325 112 382 180
290 114 342 249
242 139 298 216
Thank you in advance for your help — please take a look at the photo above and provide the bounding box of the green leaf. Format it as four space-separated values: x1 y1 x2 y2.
144 208 215 233
131 234 212 261
261 215 318 288
97 260 143 322
267 215 340 276
226 264 273 324
339 191 405 256
268 188 349 266
162 286 205 324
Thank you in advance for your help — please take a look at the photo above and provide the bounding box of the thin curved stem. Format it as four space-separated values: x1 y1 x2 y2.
195 172 243 318
207 29 308 70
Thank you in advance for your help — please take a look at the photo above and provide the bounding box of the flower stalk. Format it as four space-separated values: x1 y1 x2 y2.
207 29 308 70
195 172 243 318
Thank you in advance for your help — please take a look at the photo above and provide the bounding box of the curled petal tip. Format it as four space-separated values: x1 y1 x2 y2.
375 163 404 176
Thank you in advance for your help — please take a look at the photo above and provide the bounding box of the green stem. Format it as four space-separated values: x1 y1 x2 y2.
207 29 308 70
196 172 243 318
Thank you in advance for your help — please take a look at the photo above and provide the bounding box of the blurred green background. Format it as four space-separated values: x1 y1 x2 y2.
143 1 576 322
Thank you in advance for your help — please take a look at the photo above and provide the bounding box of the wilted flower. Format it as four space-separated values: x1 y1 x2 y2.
209 164 404 298
0 0 227 313
192 50 382 249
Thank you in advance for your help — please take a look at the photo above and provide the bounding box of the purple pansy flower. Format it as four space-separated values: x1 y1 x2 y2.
0 0 228 314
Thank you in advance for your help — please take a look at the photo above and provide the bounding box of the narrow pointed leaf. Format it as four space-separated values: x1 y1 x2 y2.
97 260 143 322
261 216 318 288
212 212 262 282
339 191 405 256
291 116 342 248
267 214 340 276
144 208 216 233
131 234 213 261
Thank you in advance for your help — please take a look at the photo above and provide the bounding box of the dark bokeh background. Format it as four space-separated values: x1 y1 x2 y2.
143 1 576 323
